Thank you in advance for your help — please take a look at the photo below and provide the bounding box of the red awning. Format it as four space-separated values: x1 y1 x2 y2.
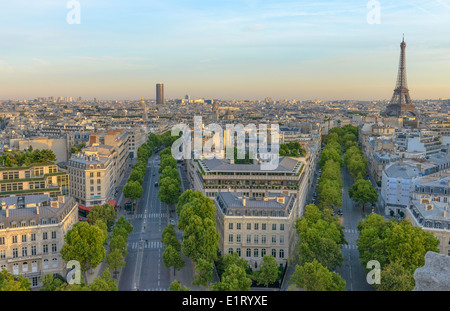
78 204 92 211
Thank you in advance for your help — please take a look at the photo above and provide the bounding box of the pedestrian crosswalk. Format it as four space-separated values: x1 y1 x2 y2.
343 229 360 234
129 241 163 249
342 244 358 250
135 213 167 219
143 288 168 291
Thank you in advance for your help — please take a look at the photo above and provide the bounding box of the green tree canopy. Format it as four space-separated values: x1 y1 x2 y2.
60 222 106 284
289 260 346 291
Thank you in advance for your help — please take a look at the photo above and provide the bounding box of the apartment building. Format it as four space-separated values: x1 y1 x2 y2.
127 127 148 159
67 151 114 209
0 163 69 199
187 155 310 218
406 199 450 256
0 195 78 288
215 192 297 269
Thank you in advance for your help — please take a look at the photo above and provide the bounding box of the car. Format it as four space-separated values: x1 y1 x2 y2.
313 192 317 197
154 182 159 187
170 218 175 226
337 209 343 216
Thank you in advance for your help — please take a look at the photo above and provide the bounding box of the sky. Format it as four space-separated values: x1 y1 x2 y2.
0 0 449 101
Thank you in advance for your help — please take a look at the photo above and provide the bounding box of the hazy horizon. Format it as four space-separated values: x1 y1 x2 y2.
1 0 449 101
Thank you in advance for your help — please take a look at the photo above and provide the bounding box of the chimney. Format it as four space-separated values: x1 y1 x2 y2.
277 196 286 205
444 206 447 218
51 201 59 209
5 207 8 218
242 197 246 207
36 205 39 215
58 196 65 204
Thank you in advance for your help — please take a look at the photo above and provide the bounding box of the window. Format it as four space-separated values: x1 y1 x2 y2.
22 235 27 243
12 236 17 244
254 235 259 244
0 237 4 245
52 244 57 253
228 234 233 243
228 248 233 254
246 248 251 257
272 235 276 243
52 231 56 239
52 258 58 268
254 223 259 230
262 235 266 244
272 224 277 230
280 224 285 231
236 234 241 243
280 236 285 245
32 261 37 272
0 250 5 259
246 235 251 243
32 277 38 287
236 248 241 257
247 223 251 230
22 262 28 273
271 249 276 258
236 223 241 230
31 246 36 256
20 221 26 227
261 248 266 257
31 234 36 241
254 249 259 257
13 263 19 275
262 223 266 230
12 248 18 258
22 247 28 257
43 245 48 254
43 232 48 240
279 249 285 258
43 259 49 269
229 223 233 230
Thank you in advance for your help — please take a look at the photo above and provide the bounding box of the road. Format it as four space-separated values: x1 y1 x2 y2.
336 166 375 291
118 152 171 291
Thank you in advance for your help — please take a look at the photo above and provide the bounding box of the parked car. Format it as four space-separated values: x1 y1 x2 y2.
337 209 343 216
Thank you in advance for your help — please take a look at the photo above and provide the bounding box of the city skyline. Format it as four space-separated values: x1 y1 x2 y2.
1 0 450 101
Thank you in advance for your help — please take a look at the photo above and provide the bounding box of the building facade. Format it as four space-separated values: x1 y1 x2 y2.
0 163 69 199
215 192 298 269
0 195 78 288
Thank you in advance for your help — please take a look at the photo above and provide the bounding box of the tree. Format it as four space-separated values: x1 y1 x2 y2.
129 169 145 185
115 216 133 236
0 269 31 291
374 261 415 291
60 222 106 284
40 274 65 291
294 204 345 270
162 225 181 251
181 215 219 263
211 264 252 291
109 234 128 257
192 258 214 288
169 280 189 291
158 176 181 208
357 214 439 282
87 203 117 231
123 180 143 201
348 178 378 209
255 255 279 288
89 268 117 291
106 248 126 278
161 166 181 181
289 260 346 291
162 244 185 276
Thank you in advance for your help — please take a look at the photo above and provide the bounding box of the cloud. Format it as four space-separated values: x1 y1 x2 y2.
243 24 266 32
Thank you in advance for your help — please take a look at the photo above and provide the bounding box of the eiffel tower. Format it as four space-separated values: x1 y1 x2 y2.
385 35 417 116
